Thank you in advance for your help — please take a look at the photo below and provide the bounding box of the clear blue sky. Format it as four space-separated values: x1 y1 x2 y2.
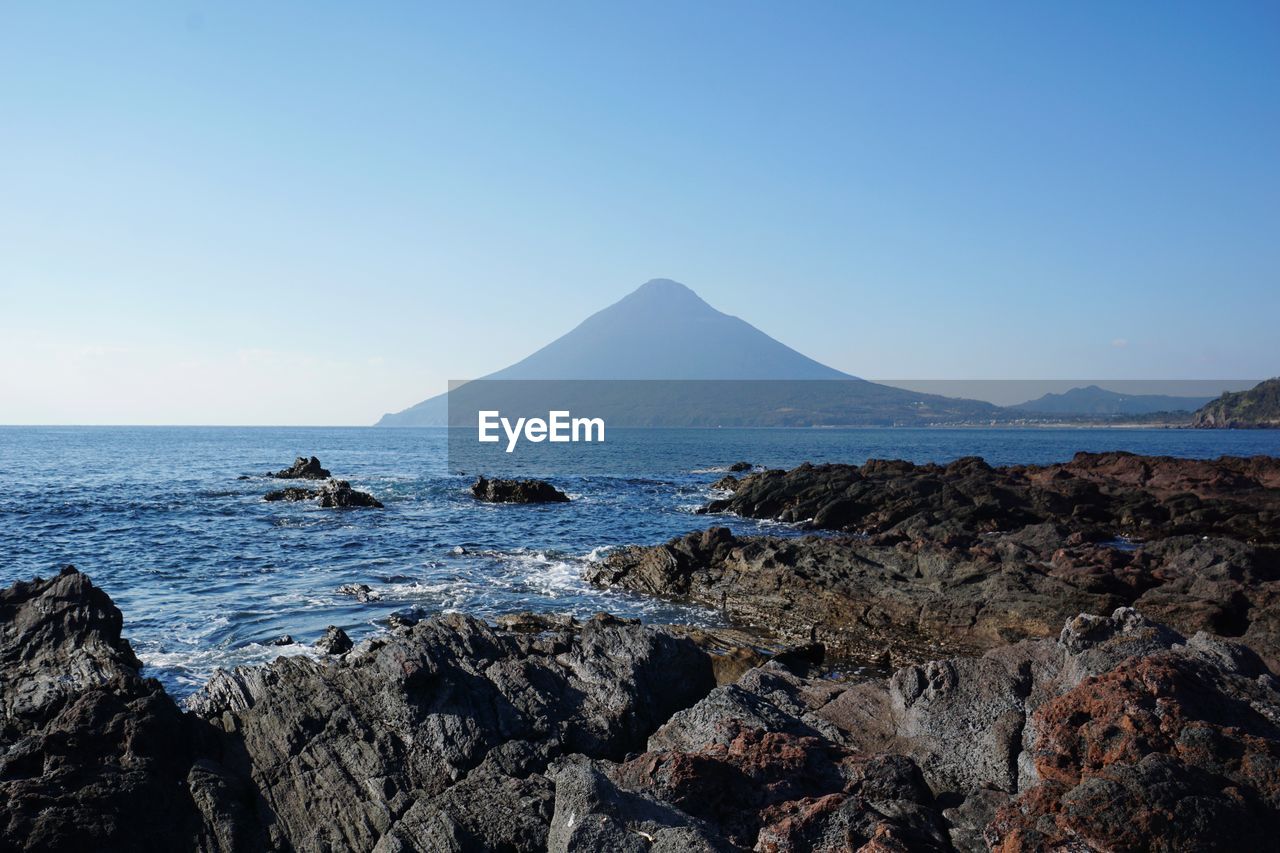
1 2 1276 424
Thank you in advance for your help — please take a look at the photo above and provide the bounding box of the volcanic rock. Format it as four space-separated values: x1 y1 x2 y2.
317 478 383 508
314 625 353 655
471 475 570 503
263 486 317 502
269 455 331 479
0 567 265 852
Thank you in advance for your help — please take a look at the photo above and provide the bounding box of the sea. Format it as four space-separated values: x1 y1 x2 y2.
4 425 1279 698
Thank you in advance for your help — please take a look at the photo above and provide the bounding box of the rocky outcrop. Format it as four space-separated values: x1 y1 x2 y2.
702 452 1280 544
313 625 353 655
189 611 718 851
7 568 1280 850
0 567 265 852
593 453 1280 670
317 479 383 508
1192 377 1280 428
546 607 1280 852
471 475 570 503
269 455 331 479
593 527 1280 672
264 480 383 508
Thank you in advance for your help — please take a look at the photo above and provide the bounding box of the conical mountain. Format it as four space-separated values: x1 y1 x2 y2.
487 278 851 381
376 278 994 426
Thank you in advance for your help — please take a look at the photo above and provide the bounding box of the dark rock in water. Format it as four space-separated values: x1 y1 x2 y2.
728 460 753 473
335 582 380 602
264 480 382 508
471 475 570 503
270 634 294 646
314 625 353 655
264 486 318 502
270 455 331 479
317 479 383 508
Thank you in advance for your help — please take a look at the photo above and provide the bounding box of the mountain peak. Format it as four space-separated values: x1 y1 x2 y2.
619 278 713 310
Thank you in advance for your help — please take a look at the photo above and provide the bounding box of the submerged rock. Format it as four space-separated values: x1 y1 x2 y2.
263 486 317 502
471 475 570 503
269 455 331 479
335 582 380 602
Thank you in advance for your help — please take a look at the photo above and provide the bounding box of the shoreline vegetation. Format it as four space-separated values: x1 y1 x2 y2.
4 450 1280 850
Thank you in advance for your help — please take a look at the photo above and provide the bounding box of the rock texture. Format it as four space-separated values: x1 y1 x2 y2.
0 567 263 852
317 479 384 508
264 480 383 508
701 452 1280 543
269 455 331 479
590 526 1280 670
590 453 1280 669
1192 377 1280 428
471 475 570 503
6 568 1280 851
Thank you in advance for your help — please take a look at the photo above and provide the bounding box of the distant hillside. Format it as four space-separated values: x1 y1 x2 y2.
1192 378 1280 428
1012 384 1214 416
377 279 998 426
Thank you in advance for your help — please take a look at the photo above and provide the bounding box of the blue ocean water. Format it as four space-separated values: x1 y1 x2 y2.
3 425 1279 696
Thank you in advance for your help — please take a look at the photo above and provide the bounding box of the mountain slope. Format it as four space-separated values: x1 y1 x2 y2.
376 278 995 426
490 278 850 380
1192 378 1280 428
1012 385 1214 416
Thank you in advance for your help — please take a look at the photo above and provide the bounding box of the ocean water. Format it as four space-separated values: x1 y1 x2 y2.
3 425 1279 697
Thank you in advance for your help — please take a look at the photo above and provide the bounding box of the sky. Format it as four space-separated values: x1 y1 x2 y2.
1 2 1277 425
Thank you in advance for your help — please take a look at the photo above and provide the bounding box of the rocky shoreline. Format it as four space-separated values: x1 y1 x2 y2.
4 451 1280 851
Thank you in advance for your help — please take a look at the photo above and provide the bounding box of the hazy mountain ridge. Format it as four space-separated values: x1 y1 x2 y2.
1012 384 1214 416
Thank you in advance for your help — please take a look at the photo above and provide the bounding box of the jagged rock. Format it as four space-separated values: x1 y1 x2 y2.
270 634 294 646
263 486 317 502
317 479 383 508
587 526 1120 665
335 582 380 602
189 612 717 851
471 475 570 504
0 567 265 852
7 568 1280 851
269 455 331 479
265 480 382 508
314 626 353 655
728 461 753 473
709 474 740 491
